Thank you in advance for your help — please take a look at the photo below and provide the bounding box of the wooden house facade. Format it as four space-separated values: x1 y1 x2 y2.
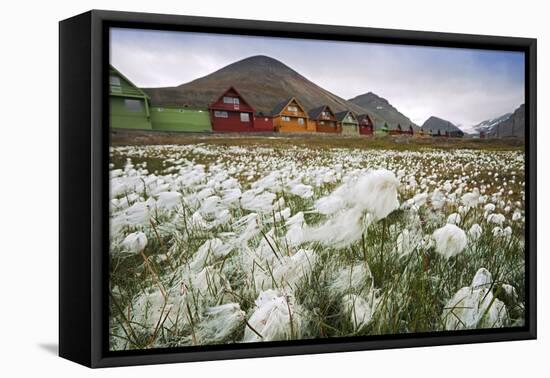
109 66 152 130
271 98 313 133
208 87 256 132
336 111 359 136
309 105 341 134
357 114 375 136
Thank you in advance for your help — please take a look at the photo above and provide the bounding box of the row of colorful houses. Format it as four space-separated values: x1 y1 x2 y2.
206 87 377 136
109 65 459 138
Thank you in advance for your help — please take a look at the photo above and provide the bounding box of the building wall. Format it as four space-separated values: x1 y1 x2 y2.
109 96 152 130
316 120 341 134
150 107 211 132
211 110 255 132
341 121 359 136
359 126 373 136
274 116 311 132
254 116 274 131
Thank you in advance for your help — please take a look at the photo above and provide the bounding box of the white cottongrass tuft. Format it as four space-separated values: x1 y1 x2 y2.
196 303 246 344
432 224 467 259
487 213 506 225
130 287 186 332
253 248 317 291
289 183 314 199
342 293 379 331
306 169 399 248
442 268 508 330
394 229 421 257
431 189 446 209
303 208 365 248
468 224 483 241
412 192 428 207
155 191 182 210
446 213 461 225
243 290 302 342
484 203 496 213
240 190 276 213
190 238 233 272
272 249 317 289
121 231 147 254
330 263 373 295
284 211 306 246
354 169 400 220
461 190 480 209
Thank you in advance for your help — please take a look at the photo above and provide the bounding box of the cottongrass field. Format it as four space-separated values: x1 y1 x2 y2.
108 140 525 351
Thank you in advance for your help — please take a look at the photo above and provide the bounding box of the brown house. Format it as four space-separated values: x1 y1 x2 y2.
308 105 340 133
271 97 314 133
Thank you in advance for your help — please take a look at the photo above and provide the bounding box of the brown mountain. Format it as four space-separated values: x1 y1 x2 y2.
348 92 419 130
143 55 367 115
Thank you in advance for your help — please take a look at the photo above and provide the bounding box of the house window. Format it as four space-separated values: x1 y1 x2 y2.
110 76 122 93
214 111 228 118
124 99 142 112
288 106 298 112
240 113 250 122
282 116 291 122
110 76 121 86
298 118 304 125
223 96 239 105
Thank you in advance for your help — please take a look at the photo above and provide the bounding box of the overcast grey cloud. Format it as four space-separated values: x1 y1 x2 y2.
110 28 524 128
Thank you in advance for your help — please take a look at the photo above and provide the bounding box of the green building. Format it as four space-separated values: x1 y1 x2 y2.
150 107 211 132
109 66 152 130
375 122 390 136
336 111 359 136
109 65 212 133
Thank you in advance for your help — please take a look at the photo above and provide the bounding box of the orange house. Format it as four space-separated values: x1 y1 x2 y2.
308 105 341 133
271 97 314 133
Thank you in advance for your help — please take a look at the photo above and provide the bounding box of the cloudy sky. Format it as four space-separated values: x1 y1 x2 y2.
110 28 524 129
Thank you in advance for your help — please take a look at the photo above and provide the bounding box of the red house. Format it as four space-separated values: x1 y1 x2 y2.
208 87 256 132
254 113 274 132
357 114 375 136
308 105 341 133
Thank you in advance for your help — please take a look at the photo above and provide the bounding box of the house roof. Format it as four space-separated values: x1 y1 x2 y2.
109 64 150 99
335 110 357 122
210 86 255 111
357 113 374 124
270 97 293 116
270 97 308 117
308 105 335 119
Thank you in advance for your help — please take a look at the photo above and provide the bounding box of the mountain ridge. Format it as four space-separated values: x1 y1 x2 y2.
421 116 463 135
348 92 419 130
143 55 368 115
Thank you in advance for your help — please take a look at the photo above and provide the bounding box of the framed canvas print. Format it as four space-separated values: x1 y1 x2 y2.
59 10 537 368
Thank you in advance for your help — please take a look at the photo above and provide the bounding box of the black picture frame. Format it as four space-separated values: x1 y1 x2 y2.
59 9 537 368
